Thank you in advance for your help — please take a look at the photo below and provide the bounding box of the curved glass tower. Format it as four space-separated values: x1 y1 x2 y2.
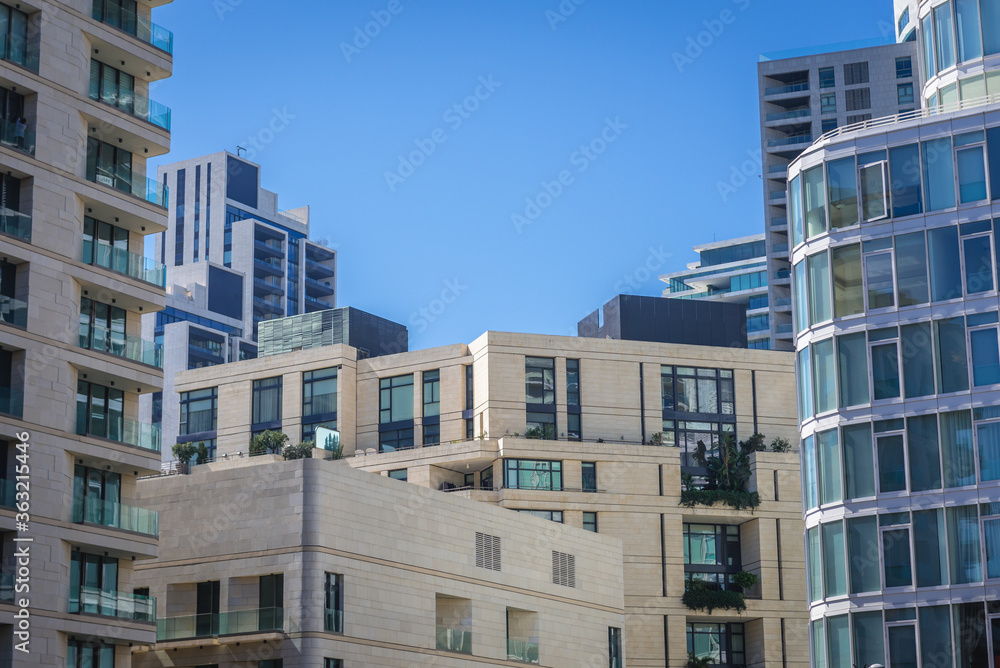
791 1 1000 666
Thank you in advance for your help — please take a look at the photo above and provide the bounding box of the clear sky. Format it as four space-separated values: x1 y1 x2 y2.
150 0 894 350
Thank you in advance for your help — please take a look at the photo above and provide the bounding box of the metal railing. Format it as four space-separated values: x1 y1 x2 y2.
764 82 809 95
253 296 283 313
73 496 159 536
813 93 1000 147
87 166 169 208
507 640 540 664
70 586 156 622
0 295 27 328
157 607 284 641
768 164 789 173
82 241 166 287
436 627 472 653
88 89 171 130
92 0 174 54
79 322 163 368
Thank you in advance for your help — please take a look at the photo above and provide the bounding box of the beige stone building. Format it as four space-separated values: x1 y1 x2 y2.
169 331 806 667
0 0 173 666
132 454 627 668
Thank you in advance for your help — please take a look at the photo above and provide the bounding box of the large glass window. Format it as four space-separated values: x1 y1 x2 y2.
913 509 947 587
798 350 813 420
957 144 988 203
985 0 1000 55
379 374 414 423
843 423 875 500
819 66 835 88
89 60 134 114
847 516 880 593
808 251 831 325
826 615 850 668
804 166 827 239
566 359 580 406
793 260 808 334
977 420 1000 481
894 232 929 306
526 411 556 440
983 504 1000 578
871 339 900 400
422 369 440 417
936 316 970 393
922 137 957 211
890 144 923 218
69 551 119 617
67 640 115 668
935 1 957 70
957 0 984 61
76 381 124 442
686 623 744 667
661 366 734 415
86 137 132 193
822 521 847 597
179 388 217 436
803 435 818 511
859 156 888 221
818 428 841 504
790 174 803 247
887 625 918 668
827 157 858 228
838 333 870 408
251 376 282 427
324 572 343 633
881 515 912 587
865 249 895 309
907 414 941 491
683 523 742 591
878 433 907 493
609 627 623 668
525 356 555 405
928 225 963 301
303 367 337 441
901 322 934 398
923 14 937 76
503 459 562 491
963 234 995 294
970 326 1000 385
853 611 885 668
812 339 836 415
947 504 983 584
942 409 976 488
831 244 863 318
807 525 821 602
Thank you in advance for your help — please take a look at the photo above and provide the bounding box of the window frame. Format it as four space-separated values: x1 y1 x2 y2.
863 247 897 311
503 459 563 491
251 376 283 428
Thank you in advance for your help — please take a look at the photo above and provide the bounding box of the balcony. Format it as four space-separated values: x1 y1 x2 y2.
0 207 31 242
765 109 810 122
88 89 171 131
773 243 789 254
156 607 284 641
70 587 156 623
0 118 35 157
774 269 790 280
252 297 283 314
304 294 332 310
305 258 335 278
87 165 169 208
253 277 284 296
764 82 809 96
254 258 282 276
92 0 174 54
0 295 27 328
768 191 786 200
770 216 787 228
0 387 23 419
767 134 812 148
0 36 39 74
76 417 162 453
254 239 283 257
81 241 166 287
436 627 472 654
508 640 540 664
305 276 335 296
73 496 158 536
79 323 164 368
768 164 788 174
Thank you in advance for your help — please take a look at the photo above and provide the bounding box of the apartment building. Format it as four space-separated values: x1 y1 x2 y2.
141 151 338 462
658 235 769 349
132 454 626 667
787 0 1000 665
759 39 920 351
0 0 174 665
171 330 806 668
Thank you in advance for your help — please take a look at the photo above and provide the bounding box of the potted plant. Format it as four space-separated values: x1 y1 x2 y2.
250 430 288 456
171 442 197 474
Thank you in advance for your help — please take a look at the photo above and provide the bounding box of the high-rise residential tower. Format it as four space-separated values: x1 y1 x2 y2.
142 151 337 463
791 0 1000 665
0 0 174 665
759 38 921 351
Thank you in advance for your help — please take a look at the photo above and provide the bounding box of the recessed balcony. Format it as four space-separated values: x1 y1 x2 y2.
0 207 31 242
88 88 171 131
78 323 164 368
91 0 175 55
156 607 284 642
70 587 157 623
85 164 169 209
75 416 162 454
0 386 23 419
81 240 166 288
72 496 159 536
0 295 27 328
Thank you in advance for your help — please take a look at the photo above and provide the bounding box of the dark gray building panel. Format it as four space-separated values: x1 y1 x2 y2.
259 307 407 358
578 295 747 349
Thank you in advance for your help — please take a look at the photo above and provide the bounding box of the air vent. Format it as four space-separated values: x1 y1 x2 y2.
475 532 501 571
552 551 576 588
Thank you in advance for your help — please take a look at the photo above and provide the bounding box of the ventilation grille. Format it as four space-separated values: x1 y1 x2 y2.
476 532 501 571
552 551 576 588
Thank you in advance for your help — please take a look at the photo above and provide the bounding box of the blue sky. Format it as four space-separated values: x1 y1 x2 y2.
150 0 894 350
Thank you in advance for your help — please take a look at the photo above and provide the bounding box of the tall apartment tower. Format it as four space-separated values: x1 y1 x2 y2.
143 151 337 464
659 234 769 348
791 0 1000 665
759 38 920 351
0 0 174 665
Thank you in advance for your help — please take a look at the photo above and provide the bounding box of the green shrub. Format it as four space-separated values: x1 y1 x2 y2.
681 584 747 614
171 442 197 463
250 430 288 455
283 441 315 460
648 432 663 446
770 436 791 453
733 570 759 591
679 489 761 511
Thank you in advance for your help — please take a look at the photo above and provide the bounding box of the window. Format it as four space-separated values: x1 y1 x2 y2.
0 3 30 68
983 503 1000 578
465 364 473 410
78 297 127 358
844 62 869 85
890 144 923 217
827 156 857 228
687 623 744 667
964 233 996 294
388 469 407 481
504 459 562 491
803 165 826 239
901 322 935 398
582 462 596 492
69 551 129 618
894 232 929 306
837 333 869 408
807 251 831 324
665 420 735 468
87 138 134 193
302 367 337 442
822 520 847 596
82 216 131 275
922 137 956 211
820 118 837 134
818 66 835 88
847 516 879 593
608 627 623 668
843 424 875 501
67 640 115 668
324 572 343 632
526 411 556 439
567 413 581 441
683 523 743 591
896 56 912 78
790 174 803 246
897 82 914 105
831 244 863 318
845 88 871 112
76 381 124 442
422 422 440 446
422 369 440 417
881 513 913 587
465 418 474 440
846 113 872 125
566 359 580 405
660 366 734 414
812 339 836 415
179 388 217 436
935 1 957 70
870 330 901 401
820 93 837 114
325 661 342 668
583 511 598 533
864 243 895 310
89 60 134 114
93 0 138 34
525 356 555 404
251 376 282 428
517 509 563 522
956 143 988 204
379 374 414 423
379 427 413 452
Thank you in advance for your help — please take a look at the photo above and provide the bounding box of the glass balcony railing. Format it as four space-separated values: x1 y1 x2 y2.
79 323 164 368
88 89 171 131
254 239 283 256
253 277 284 295
0 118 35 156
0 295 28 328
82 240 167 287
254 258 283 275
0 387 23 419
0 37 39 73
304 294 331 309
0 479 15 507
765 109 811 122
776 323 794 335
764 82 809 95
768 164 789 173
773 243 789 254
70 587 156 623
156 607 284 641
87 165 169 208
768 191 786 200
305 258 335 277
73 495 158 536
507 640 540 664
304 276 335 294
0 207 31 241
767 134 812 147
252 297 283 314
76 416 162 453
774 269 791 280
436 627 472 654
92 0 174 54
770 217 788 228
